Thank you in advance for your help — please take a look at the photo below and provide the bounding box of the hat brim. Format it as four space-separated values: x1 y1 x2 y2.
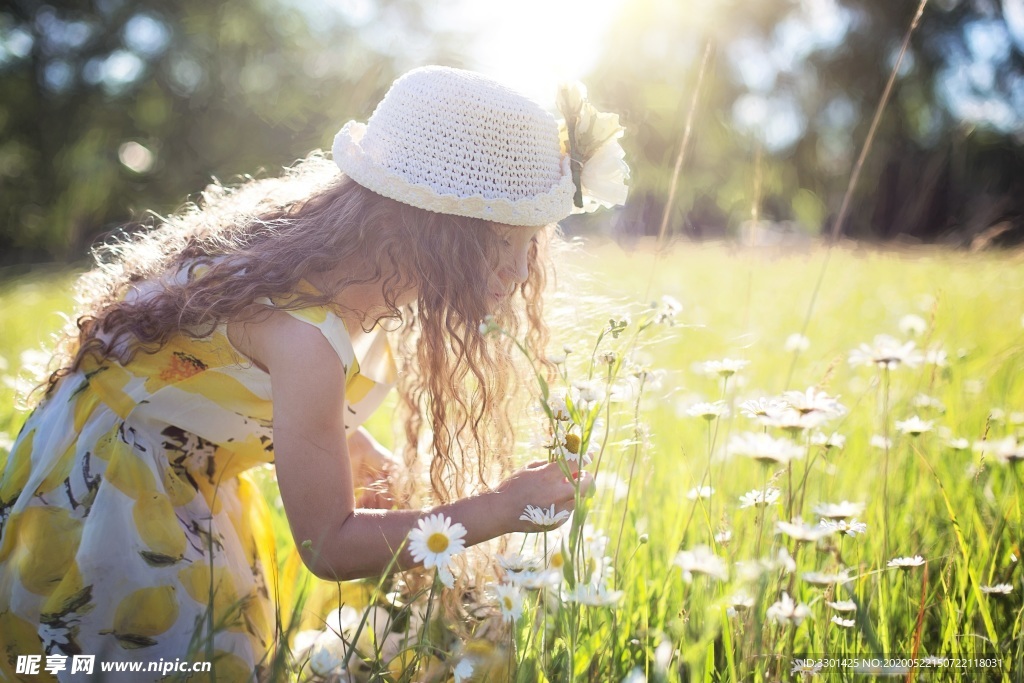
332 121 576 227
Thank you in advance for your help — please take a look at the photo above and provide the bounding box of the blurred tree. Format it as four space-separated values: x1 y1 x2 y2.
0 0 466 263
588 0 1024 245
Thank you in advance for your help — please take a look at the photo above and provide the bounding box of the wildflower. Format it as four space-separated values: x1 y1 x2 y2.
887 555 925 569
437 563 455 588
925 346 948 367
980 584 1013 595
813 501 865 519
820 518 868 537
735 548 795 581
728 432 804 465
870 435 892 449
407 514 467 570
563 583 624 606
791 659 824 676
895 416 933 436
686 486 714 500
702 358 749 378
740 397 787 420
776 519 834 543
766 592 812 625
573 379 604 404
674 545 729 582
848 335 923 370
826 599 857 612
714 529 732 545
686 401 729 420
738 487 781 509
308 630 347 677
597 350 617 366
810 431 846 449
492 583 524 622
508 569 561 590
520 504 570 530
496 553 542 574
898 314 927 336
453 658 475 683
545 392 571 421
762 407 831 433
912 394 946 412
802 570 851 585
782 388 847 418
729 591 755 611
831 616 856 628
974 436 1024 464
784 333 811 352
654 295 683 325
546 352 567 365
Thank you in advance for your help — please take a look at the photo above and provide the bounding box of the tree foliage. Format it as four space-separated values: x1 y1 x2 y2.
0 0 464 263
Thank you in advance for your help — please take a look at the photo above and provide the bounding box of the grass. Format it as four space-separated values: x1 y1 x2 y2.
0 241 1022 681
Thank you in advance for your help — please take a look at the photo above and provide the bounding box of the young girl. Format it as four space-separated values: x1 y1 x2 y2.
0 66 625 680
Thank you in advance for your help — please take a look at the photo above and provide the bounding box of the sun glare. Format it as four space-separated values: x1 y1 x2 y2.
438 0 628 106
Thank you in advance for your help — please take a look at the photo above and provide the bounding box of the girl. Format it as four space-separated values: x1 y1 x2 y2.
0 66 625 680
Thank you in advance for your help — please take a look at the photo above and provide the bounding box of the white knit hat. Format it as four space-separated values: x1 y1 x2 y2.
332 66 576 227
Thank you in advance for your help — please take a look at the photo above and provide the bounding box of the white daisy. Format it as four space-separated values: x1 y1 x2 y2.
686 401 729 420
802 570 851 585
912 393 946 412
545 392 571 421
728 432 805 465
848 335 924 370
766 592 812 625
895 416 933 436
492 583 524 622
655 295 683 325
820 518 868 537
810 431 846 449
813 501 865 519
784 333 811 352
686 486 715 500
898 314 927 336
739 397 787 420
782 388 847 418
453 658 475 683
673 545 729 582
407 514 467 570
776 519 834 543
563 583 624 606
947 437 969 450
870 435 892 449
508 569 562 590
520 504 570 529
974 436 1024 463
980 583 1013 595
831 616 856 628
826 599 857 612
702 358 749 378
496 552 542 574
738 487 781 509
887 555 925 569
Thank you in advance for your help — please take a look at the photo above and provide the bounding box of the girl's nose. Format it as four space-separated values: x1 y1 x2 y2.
509 247 530 284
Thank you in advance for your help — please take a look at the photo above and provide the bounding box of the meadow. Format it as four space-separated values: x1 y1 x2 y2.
1 241 1022 682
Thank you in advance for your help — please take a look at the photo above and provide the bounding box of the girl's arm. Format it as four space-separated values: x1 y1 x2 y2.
244 310 582 581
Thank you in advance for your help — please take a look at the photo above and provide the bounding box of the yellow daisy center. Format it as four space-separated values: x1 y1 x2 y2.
427 532 449 553
564 433 581 454
550 552 564 569
503 596 514 610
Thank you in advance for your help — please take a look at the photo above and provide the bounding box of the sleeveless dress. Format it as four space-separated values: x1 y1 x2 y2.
0 287 396 682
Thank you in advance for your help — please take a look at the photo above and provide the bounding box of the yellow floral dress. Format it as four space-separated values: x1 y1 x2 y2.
0 290 396 682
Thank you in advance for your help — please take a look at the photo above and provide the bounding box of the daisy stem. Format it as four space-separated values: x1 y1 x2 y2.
881 366 892 559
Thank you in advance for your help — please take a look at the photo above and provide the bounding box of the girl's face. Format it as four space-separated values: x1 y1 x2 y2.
488 224 543 309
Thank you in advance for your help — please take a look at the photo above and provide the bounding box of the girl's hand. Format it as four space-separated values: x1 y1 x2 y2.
348 428 397 509
493 460 594 534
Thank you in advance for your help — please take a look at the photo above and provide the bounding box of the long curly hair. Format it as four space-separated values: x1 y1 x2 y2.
48 153 553 504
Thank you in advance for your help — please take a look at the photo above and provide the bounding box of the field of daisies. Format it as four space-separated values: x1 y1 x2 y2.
1 242 1022 682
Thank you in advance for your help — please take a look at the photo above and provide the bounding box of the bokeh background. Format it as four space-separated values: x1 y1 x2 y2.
1 0 1024 265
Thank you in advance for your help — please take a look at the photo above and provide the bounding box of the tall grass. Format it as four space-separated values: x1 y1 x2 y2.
1 241 1022 681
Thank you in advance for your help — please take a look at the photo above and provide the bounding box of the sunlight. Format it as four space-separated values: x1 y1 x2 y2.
437 0 628 105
